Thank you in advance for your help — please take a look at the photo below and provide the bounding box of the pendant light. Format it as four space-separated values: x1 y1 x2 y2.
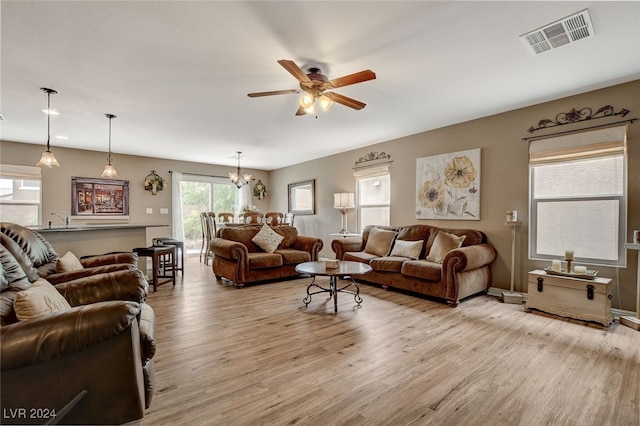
101 114 118 178
229 151 252 188
36 88 61 167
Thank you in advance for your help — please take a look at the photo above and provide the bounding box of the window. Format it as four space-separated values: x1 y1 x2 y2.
354 165 390 233
179 174 237 253
529 125 627 267
0 165 42 226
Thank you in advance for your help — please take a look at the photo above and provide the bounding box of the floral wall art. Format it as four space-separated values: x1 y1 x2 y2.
416 148 481 220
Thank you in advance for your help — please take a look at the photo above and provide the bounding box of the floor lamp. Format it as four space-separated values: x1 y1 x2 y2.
334 192 355 234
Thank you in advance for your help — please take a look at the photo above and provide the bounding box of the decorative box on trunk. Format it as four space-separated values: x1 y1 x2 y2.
526 270 613 327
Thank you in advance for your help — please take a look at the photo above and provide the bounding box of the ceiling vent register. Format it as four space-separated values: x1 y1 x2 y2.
520 9 594 55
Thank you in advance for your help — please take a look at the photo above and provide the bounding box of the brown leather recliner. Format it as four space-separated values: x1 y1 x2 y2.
0 222 138 285
0 227 156 424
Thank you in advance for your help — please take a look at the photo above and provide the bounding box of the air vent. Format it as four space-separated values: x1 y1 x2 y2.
520 9 594 55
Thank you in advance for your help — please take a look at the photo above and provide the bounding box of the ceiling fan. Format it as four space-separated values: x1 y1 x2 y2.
247 59 376 116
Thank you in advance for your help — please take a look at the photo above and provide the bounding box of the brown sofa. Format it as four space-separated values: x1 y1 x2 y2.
332 224 497 306
1 223 156 424
210 225 323 288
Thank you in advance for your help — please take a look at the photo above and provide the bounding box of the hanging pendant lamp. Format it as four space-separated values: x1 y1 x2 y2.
36 88 61 167
101 114 118 178
229 151 252 188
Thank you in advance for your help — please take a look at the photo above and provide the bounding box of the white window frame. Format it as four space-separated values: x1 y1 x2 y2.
354 164 391 233
528 125 628 267
0 164 42 226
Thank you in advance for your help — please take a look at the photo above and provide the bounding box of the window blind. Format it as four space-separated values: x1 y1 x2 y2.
529 124 627 164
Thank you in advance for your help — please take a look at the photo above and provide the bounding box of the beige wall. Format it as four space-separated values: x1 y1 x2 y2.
269 80 640 311
2 79 638 310
0 143 270 244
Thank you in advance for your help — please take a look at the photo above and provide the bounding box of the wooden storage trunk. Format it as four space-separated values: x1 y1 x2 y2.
526 270 613 326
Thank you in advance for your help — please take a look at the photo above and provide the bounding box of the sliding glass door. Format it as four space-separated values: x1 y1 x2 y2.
180 175 237 253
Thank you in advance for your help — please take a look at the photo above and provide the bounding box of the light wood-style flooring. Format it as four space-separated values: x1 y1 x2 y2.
139 256 639 425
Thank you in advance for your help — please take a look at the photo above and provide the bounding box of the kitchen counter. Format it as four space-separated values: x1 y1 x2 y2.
28 223 168 261
30 223 166 232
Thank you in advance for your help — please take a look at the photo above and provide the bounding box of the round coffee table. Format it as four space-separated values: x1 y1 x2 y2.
295 260 372 313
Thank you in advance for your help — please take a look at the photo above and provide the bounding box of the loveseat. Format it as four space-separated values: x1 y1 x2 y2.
332 224 496 306
210 224 323 288
1 223 156 424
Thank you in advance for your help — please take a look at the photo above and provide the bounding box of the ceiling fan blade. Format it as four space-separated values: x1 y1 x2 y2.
278 59 311 83
325 92 366 110
295 105 307 116
329 70 376 89
247 89 300 98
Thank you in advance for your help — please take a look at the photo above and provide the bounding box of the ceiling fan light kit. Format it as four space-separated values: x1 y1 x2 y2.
248 59 375 116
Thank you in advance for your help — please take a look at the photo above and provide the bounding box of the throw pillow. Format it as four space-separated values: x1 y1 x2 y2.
252 224 285 254
389 239 424 260
56 251 84 273
426 231 466 263
364 227 398 257
13 278 71 321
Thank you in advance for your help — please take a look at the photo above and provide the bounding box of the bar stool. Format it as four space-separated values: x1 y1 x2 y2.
133 245 176 292
152 237 184 275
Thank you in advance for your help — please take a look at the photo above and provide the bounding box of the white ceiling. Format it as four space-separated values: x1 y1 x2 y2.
2 1 639 171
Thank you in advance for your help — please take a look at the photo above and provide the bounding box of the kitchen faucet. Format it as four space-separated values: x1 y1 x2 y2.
51 211 70 226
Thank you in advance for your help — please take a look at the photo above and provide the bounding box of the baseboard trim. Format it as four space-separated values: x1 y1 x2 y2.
488 286 635 320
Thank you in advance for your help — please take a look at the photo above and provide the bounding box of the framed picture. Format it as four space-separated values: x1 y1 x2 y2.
288 179 315 215
71 176 130 218
416 148 481 220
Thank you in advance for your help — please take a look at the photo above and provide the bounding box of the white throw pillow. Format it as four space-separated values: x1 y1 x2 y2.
13 278 71 321
56 251 84 273
426 231 466 263
252 224 285 253
390 239 424 260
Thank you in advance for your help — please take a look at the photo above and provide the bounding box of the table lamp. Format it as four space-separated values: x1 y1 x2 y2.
333 192 355 234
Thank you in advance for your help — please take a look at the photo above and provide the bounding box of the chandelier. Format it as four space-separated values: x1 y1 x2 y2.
36 88 60 167
229 151 252 188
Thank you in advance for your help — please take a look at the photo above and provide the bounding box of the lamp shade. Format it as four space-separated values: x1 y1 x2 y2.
101 164 117 178
36 150 60 168
333 192 355 209
319 94 333 111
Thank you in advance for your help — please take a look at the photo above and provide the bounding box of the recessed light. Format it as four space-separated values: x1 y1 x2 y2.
42 109 59 115
55 135 68 140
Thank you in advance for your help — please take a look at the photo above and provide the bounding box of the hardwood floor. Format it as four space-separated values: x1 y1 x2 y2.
139 256 639 425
